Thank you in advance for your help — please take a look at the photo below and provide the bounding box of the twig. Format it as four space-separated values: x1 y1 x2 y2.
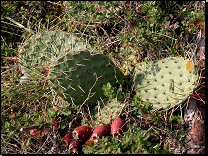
20 125 40 132
76 73 102 116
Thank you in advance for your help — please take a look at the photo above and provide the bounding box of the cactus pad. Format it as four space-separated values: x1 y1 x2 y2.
19 31 93 80
82 98 125 127
135 57 198 109
49 51 124 105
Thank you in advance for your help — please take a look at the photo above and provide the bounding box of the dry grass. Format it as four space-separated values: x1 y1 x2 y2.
1 1 205 154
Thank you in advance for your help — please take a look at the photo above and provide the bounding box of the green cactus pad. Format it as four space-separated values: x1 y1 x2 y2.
19 31 93 81
82 98 125 127
49 51 124 105
135 56 198 109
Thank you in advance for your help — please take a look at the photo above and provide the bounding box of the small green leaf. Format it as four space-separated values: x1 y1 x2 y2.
44 123 52 128
61 110 71 116
47 108 55 116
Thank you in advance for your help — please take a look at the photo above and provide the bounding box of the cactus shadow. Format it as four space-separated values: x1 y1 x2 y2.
150 62 161 76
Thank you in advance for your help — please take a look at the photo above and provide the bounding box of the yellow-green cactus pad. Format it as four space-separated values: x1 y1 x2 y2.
135 56 198 109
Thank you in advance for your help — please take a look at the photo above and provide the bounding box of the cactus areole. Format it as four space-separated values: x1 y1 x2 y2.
19 31 125 105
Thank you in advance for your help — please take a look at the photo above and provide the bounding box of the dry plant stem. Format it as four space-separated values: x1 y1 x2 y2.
36 134 51 154
99 97 112 123
1 135 20 153
21 138 32 154
85 105 95 127
76 73 102 115
186 96 202 122
48 130 58 154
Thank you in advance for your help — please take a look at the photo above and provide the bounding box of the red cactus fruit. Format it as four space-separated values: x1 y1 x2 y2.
49 117 58 131
69 138 82 153
44 117 58 132
30 126 45 138
72 125 93 140
62 132 73 147
53 117 58 123
86 124 110 148
111 116 125 137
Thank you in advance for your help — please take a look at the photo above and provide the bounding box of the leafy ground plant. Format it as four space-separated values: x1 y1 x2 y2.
1 1 205 154
83 124 153 154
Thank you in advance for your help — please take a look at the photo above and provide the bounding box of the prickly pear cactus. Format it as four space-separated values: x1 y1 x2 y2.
19 31 93 81
82 98 125 127
19 31 125 105
135 56 198 109
49 50 124 105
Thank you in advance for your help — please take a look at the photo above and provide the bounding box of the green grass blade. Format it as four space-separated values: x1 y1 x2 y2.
5 17 34 34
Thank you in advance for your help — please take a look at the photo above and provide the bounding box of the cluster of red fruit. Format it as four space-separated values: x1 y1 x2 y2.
29 115 125 153
62 116 125 153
